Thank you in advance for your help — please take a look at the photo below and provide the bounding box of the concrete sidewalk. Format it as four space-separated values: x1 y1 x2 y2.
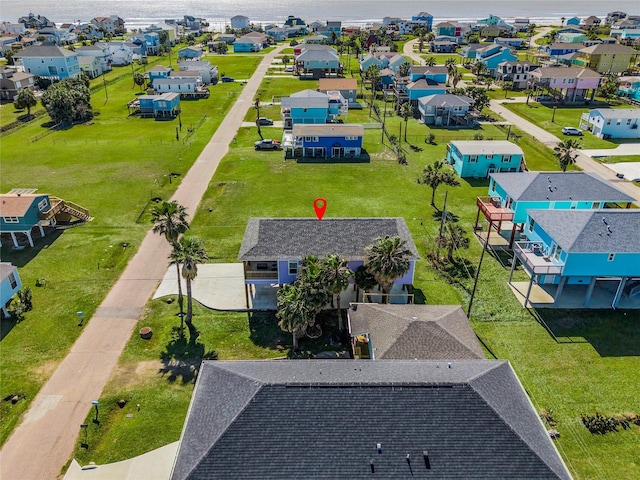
0 44 287 480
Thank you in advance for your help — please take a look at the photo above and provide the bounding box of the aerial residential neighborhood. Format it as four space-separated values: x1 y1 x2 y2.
1 5 640 480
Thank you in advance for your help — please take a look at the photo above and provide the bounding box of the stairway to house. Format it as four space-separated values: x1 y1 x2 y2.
60 202 93 222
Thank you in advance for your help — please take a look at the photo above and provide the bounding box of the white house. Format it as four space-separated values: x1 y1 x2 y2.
580 108 640 139
230 15 250 30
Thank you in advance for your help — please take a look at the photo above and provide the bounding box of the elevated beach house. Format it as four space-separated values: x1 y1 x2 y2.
579 108 640 139
511 210 640 309
14 45 81 80
280 89 346 129
417 93 474 126
476 171 634 247
529 67 601 102
446 140 525 178
238 217 419 289
288 124 364 160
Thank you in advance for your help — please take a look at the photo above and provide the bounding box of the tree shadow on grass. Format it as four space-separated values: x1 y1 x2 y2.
532 308 640 357
159 326 218 384
248 312 289 352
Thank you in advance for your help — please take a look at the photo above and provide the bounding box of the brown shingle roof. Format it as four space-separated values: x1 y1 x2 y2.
317 78 357 91
0 194 39 217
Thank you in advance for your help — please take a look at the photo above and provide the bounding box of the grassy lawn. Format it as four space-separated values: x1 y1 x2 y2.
503 102 633 149
68 107 640 479
595 155 640 163
0 53 252 445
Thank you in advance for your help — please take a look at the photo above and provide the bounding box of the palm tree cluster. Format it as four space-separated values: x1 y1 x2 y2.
418 160 461 209
151 200 209 334
276 236 413 349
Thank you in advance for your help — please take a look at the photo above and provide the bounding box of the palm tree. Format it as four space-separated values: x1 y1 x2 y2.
397 62 411 78
400 102 412 142
170 237 208 333
445 57 457 74
151 201 190 319
553 139 581 172
418 160 461 209
276 283 309 350
424 56 436 66
321 254 353 330
450 68 462 88
438 224 470 263
298 255 332 323
364 236 412 302
354 265 377 302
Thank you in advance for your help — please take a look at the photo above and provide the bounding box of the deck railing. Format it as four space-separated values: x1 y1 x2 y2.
476 196 514 222
514 241 564 275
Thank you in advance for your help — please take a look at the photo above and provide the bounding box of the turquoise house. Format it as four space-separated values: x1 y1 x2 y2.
280 89 345 129
511 210 640 308
476 44 518 76
618 76 640 101
446 140 524 178
409 66 448 83
565 17 580 26
16 44 81 80
476 172 634 246
137 93 181 118
1 263 22 317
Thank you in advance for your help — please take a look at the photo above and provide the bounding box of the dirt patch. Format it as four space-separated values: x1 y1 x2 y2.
32 360 60 383
108 359 202 389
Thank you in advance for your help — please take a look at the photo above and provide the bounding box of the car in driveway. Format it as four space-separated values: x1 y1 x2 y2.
221 76 234 83
254 139 281 150
284 66 294 72
562 127 583 136
256 117 274 126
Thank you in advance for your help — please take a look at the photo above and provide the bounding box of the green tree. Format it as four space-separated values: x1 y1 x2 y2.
364 236 412 302
297 255 332 323
465 86 490 112
4 49 16 65
41 77 92 125
151 201 190 325
170 237 208 333
134 73 145 92
598 73 618 100
276 283 308 350
450 68 462 88
354 265 378 301
321 254 353 330
438 223 470 263
14 89 37 116
502 81 514 98
400 102 412 142
445 57 457 73
397 62 411 78
424 56 436 66
554 139 581 172
418 160 461 208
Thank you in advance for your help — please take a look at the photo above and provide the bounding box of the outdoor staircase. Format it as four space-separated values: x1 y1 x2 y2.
41 197 93 223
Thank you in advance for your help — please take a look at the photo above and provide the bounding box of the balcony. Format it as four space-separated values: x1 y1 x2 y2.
514 241 564 276
476 196 514 223
244 262 278 281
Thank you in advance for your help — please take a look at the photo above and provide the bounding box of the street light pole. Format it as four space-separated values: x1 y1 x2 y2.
92 400 99 424
551 106 557 123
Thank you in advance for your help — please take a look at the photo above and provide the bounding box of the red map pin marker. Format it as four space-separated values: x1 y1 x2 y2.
313 197 327 220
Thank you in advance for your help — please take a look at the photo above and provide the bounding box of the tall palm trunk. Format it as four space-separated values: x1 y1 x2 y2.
292 332 299 350
185 278 194 331
175 262 184 329
336 293 343 330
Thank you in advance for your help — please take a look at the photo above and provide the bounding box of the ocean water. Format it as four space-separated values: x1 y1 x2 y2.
1 0 638 30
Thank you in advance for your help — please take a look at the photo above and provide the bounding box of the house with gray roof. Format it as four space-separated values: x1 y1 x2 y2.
14 45 81 80
477 171 634 247
446 140 525 178
0 66 35 101
280 89 345 128
417 93 474 126
512 210 640 308
170 360 572 480
295 48 341 78
580 108 640 139
238 217 419 286
348 304 485 360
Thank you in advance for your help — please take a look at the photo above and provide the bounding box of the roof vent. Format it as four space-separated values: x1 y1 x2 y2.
602 217 608 225
548 185 553 192
370 460 375 473
377 443 382 454
448 362 452 368
411 316 417 321
423 451 431 469
547 176 551 183
607 226 612 234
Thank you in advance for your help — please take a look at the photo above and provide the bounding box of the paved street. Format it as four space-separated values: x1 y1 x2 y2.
0 44 286 480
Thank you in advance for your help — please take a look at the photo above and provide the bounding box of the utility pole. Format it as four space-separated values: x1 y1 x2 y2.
467 222 492 318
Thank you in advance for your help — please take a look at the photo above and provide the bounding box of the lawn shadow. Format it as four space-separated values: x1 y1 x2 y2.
295 151 371 164
248 311 290 351
462 178 490 189
533 309 640 357
159 326 218 384
0 227 64 268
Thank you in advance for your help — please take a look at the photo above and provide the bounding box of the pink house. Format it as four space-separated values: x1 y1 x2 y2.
529 67 601 102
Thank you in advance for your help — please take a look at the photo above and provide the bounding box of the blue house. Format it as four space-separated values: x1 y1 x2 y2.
460 44 485 60
1 263 22 317
148 65 171 86
580 108 640 139
280 89 345 129
295 48 340 78
409 66 448 84
15 45 81 80
0 191 91 248
617 76 640 101
412 12 434 31
233 35 263 52
418 94 474 126
446 140 524 178
494 37 526 49
543 42 584 58
238 217 419 289
566 17 581 26
476 44 518 75
134 93 181 118
511 210 640 308
476 172 634 246
177 45 203 60
290 124 364 159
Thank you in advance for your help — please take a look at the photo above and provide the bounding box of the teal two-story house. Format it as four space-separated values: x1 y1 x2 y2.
476 172 634 247
511 209 640 308
15 45 81 80
446 141 524 178
280 89 346 129
476 44 518 76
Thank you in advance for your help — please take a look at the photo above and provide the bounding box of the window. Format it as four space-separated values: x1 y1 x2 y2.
628 119 632 125
592 202 600 209
3 216 19 223
528 218 535 232
486 154 493 160
9 273 17 289
468 155 477 163
616 119 622 125
552 244 563 262
288 261 298 275
608 253 615 262
37 198 48 211
502 155 511 163
606 119 611 125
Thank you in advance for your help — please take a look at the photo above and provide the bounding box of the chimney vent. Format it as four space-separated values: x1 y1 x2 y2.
448 362 452 368
376 443 382 454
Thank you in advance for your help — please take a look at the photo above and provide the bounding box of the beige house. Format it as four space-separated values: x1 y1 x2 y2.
573 44 640 73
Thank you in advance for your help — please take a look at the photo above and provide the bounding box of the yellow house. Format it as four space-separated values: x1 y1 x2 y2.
573 44 640 74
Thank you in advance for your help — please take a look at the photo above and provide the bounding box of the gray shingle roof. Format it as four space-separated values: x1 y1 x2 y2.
451 140 523 155
528 209 640 253
16 45 76 58
418 94 472 107
348 304 485 360
282 89 328 109
490 172 634 203
171 360 571 480
297 49 339 61
589 108 640 120
238 218 420 261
